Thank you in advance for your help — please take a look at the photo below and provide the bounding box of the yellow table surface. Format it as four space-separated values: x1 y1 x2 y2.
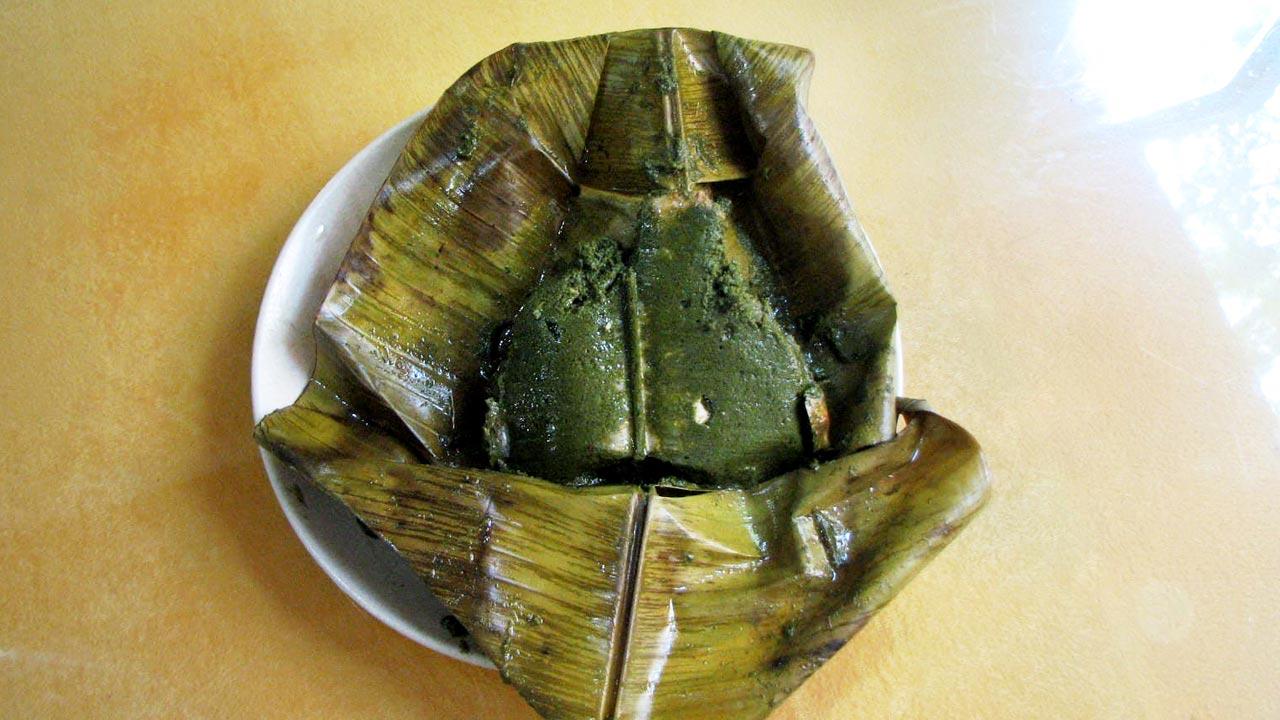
3 1 1278 717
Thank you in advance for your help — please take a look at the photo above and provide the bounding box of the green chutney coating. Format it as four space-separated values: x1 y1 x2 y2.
486 190 823 487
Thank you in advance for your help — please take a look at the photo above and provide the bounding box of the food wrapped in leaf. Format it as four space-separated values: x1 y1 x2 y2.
256 27 990 720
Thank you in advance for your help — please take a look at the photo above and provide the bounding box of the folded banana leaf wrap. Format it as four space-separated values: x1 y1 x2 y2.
256 28 990 720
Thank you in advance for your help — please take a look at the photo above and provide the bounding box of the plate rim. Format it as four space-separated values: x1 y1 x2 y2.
250 106 486 666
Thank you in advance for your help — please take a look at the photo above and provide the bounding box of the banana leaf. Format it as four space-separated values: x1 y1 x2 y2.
256 27 988 720
613 400 987 718
261 401 987 720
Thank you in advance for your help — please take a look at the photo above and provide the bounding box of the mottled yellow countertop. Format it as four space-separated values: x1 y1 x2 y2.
3 1 1278 718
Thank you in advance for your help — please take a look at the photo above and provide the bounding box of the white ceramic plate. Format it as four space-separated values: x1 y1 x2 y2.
251 107 904 667
251 107 488 666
